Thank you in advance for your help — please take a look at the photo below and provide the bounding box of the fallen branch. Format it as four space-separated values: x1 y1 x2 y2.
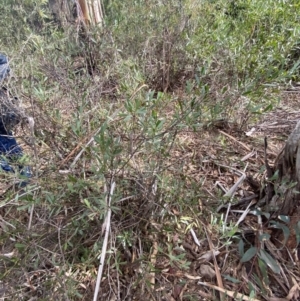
93 180 116 301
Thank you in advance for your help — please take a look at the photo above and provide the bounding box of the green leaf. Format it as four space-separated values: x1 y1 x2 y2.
259 249 280 274
259 233 271 242
269 221 290 246
241 246 257 263
289 59 300 74
83 199 91 209
238 239 244 257
223 274 240 283
15 243 26 251
258 258 269 286
17 204 32 211
268 170 279 181
253 271 267 295
278 215 290 224
252 209 270 219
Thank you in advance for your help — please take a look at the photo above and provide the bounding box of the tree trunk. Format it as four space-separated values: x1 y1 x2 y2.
76 0 104 27
269 120 300 215
48 0 104 28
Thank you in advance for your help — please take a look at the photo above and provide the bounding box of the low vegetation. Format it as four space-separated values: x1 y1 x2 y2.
1 0 300 300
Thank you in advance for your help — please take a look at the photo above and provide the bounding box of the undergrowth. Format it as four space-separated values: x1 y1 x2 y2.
1 0 300 300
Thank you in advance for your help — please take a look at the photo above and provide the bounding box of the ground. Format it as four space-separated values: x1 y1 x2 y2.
1 87 300 300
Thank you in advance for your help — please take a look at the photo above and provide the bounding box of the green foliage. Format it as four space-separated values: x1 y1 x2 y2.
0 0 51 45
1 0 300 299
241 246 257 263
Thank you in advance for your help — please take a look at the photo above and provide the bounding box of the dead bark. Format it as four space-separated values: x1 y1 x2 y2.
271 120 300 214
76 0 104 28
48 0 104 28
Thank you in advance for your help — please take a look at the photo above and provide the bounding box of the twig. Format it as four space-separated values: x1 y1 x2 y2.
241 150 256 162
27 117 37 231
129 84 148 100
70 127 102 170
69 108 122 170
149 237 158 287
0 185 40 207
235 199 257 226
216 171 246 212
225 171 246 198
57 222 71 301
58 131 95 168
198 282 261 301
218 129 251 151
205 229 225 301
93 180 116 301
28 203 34 231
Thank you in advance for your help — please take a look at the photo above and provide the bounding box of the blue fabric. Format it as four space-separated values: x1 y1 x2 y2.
0 133 31 187
0 88 22 133
0 134 23 157
0 53 31 186
0 54 10 80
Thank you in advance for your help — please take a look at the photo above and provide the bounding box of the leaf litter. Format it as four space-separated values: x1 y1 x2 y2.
1 88 300 300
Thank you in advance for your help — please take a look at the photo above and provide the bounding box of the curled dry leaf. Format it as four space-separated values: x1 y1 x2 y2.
199 250 220 262
200 264 216 279
245 127 256 137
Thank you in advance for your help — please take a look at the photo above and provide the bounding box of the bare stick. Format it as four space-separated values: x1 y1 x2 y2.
218 129 251 151
70 128 101 169
198 282 261 301
93 180 116 301
27 117 37 231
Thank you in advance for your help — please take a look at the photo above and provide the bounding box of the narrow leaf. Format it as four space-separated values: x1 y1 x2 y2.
259 249 280 274
223 274 240 283
278 215 290 224
241 246 257 263
259 233 271 242
238 239 244 257
270 221 290 246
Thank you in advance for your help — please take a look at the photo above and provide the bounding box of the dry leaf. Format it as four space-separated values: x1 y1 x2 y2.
200 264 216 279
198 281 261 301
199 250 220 261
172 285 183 299
245 127 256 136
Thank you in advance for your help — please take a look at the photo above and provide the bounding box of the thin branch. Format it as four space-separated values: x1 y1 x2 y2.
27 117 37 230
93 180 116 301
198 282 262 301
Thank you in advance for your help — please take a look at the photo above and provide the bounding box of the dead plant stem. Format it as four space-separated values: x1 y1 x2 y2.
93 180 116 301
